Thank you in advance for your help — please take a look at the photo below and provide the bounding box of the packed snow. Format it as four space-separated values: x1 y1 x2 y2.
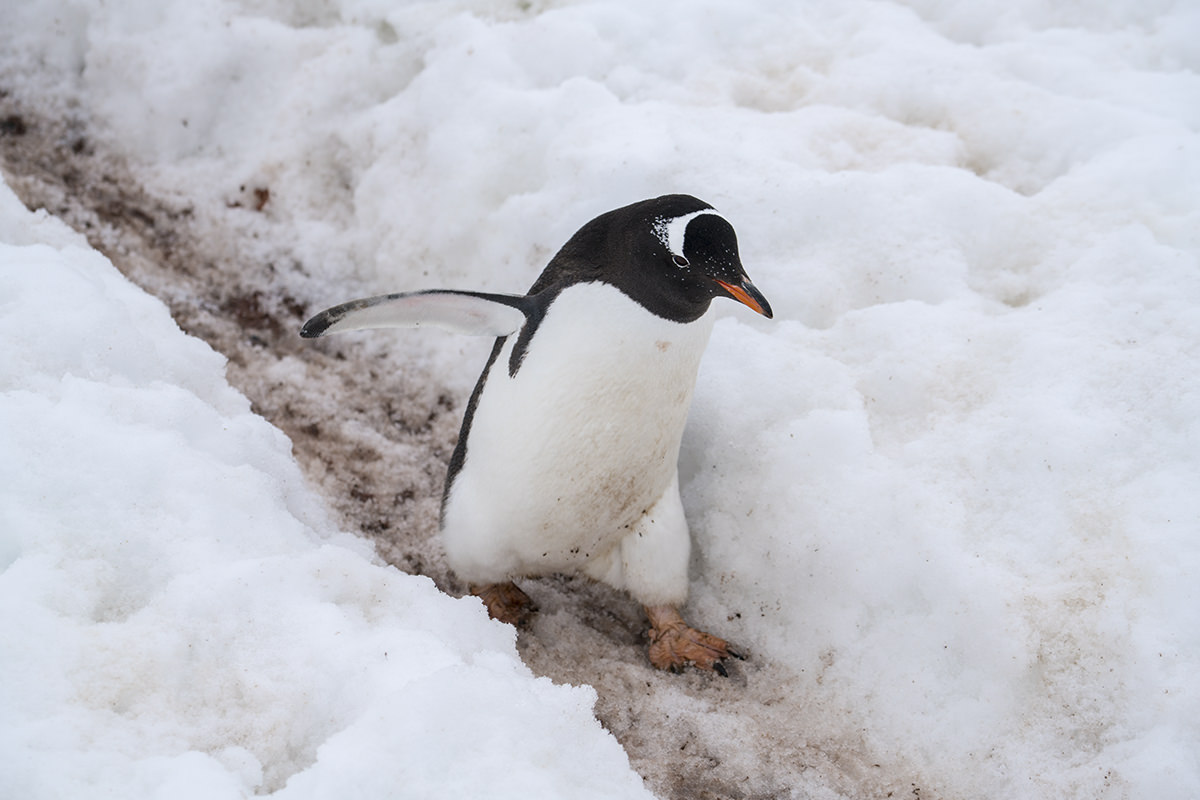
2 0 1198 798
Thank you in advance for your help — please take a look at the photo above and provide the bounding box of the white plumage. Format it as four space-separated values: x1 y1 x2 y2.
440 281 715 607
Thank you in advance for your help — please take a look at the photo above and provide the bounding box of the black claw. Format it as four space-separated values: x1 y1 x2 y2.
727 648 745 661
713 660 729 677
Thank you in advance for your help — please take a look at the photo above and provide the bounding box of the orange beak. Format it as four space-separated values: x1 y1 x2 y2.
714 277 773 318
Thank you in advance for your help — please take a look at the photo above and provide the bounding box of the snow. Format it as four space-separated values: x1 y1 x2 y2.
0 185 653 798
2 0 1199 797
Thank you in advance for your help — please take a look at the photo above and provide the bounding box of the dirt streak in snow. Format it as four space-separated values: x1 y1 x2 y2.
1 95 921 800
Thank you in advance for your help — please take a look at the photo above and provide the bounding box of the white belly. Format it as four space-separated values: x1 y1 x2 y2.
441 281 714 585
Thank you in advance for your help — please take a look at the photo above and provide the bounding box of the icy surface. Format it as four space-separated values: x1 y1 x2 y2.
2 0 1199 797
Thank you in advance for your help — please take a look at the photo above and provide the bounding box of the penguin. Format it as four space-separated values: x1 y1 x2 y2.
301 194 772 674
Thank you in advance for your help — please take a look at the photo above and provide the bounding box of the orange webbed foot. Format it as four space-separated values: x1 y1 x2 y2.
644 605 743 675
471 581 536 627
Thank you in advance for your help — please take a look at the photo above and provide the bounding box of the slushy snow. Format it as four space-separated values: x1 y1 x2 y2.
2 0 1198 797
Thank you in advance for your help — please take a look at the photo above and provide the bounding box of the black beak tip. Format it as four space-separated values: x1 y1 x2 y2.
714 276 773 319
299 316 326 338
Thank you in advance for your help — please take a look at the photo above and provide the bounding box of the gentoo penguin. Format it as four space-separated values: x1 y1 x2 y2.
301 194 772 674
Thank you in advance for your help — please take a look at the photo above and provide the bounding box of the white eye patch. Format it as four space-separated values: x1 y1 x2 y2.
652 209 726 264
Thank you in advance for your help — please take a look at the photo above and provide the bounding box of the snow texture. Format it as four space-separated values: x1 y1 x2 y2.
2 0 1199 798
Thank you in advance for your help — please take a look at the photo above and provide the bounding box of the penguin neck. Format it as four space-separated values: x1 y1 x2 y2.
611 274 714 323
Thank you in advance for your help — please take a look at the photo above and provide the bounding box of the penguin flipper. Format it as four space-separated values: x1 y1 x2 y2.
300 290 529 338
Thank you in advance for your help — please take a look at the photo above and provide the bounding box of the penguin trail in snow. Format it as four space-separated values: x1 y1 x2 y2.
302 194 772 673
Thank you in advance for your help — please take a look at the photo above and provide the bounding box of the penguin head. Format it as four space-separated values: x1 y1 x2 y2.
644 195 773 322
540 194 773 323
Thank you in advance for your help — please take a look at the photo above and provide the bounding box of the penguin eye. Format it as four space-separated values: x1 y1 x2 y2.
672 254 690 268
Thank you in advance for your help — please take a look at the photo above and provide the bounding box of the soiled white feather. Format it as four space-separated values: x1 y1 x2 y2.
300 290 528 338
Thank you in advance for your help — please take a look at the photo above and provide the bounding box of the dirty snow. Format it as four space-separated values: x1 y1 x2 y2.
2 0 1198 798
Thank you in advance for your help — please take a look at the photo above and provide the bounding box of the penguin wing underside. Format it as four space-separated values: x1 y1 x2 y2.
300 290 529 338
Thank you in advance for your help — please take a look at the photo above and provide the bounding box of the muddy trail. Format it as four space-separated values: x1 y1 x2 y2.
1 97 908 800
